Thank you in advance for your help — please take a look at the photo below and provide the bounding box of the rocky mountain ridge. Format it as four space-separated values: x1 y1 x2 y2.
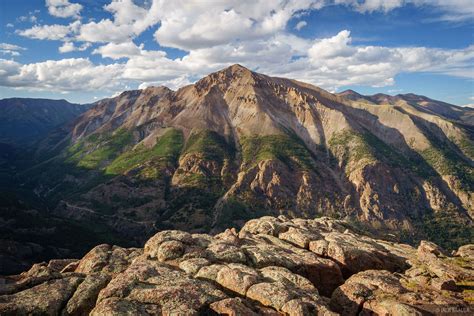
2 64 473 274
34 65 473 237
1 216 472 315
337 90 474 126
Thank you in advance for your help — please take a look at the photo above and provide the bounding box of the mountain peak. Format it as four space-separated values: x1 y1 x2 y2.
337 89 367 101
225 63 251 72
218 64 255 80
194 64 256 92
339 89 361 96
210 64 255 79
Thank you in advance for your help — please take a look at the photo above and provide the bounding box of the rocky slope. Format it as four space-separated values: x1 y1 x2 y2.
0 98 89 146
1 216 472 315
4 65 473 273
338 90 474 126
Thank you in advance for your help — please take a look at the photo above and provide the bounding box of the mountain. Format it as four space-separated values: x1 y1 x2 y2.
1 216 472 314
2 65 473 273
0 98 90 146
338 90 474 126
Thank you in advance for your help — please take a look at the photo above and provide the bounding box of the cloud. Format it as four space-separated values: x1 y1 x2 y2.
0 58 123 91
18 21 81 41
4 0 474 98
412 0 474 22
138 76 192 91
153 1 323 50
104 0 148 26
18 11 39 23
17 1 474 47
92 42 143 59
6 23 14 28
303 30 474 88
295 21 308 31
59 42 91 53
76 0 161 43
335 0 405 13
0 59 22 86
0 43 26 51
308 29 354 58
46 0 83 19
335 0 474 21
0 43 26 56
465 97 474 107
78 20 134 43
4 26 472 96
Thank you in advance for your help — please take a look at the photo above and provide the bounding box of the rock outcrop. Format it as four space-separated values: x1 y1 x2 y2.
1 216 472 315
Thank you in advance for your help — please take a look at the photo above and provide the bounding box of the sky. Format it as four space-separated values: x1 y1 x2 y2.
0 0 473 106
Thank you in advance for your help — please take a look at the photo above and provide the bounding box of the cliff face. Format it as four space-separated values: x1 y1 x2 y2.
1 216 472 315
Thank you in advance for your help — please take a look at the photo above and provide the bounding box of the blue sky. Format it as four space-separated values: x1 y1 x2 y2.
0 0 473 106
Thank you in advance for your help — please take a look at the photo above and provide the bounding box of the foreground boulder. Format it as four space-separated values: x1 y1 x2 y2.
0 216 472 315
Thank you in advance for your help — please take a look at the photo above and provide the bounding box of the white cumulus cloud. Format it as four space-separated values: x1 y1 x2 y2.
17 21 81 41
295 21 308 31
153 0 323 50
302 30 474 88
46 0 83 19
59 42 91 53
0 58 123 91
92 42 143 59
0 43 26 57
78 20 134 43
5 0 474 98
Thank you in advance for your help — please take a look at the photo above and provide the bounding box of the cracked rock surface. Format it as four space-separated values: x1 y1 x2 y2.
1 216 472 315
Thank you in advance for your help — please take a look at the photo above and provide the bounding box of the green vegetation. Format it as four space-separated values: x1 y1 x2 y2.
18 129 135 205
174 130 235 189
240 133 315 170
456 280 474 303
450 257 472 269
328 129 378 173
409 210 474 251
0 193 134 274
407 117 474 191
183 129 234 161
422 146 474 191
328 129 444 180
214 197 258 228
155 186 225 231
67 128 134 169
456 135 474 160
106 128 184 178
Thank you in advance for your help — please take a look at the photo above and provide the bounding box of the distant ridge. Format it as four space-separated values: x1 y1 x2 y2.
0 98 90 145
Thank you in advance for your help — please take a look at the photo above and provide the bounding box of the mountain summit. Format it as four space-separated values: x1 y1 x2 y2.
4 65 473 272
